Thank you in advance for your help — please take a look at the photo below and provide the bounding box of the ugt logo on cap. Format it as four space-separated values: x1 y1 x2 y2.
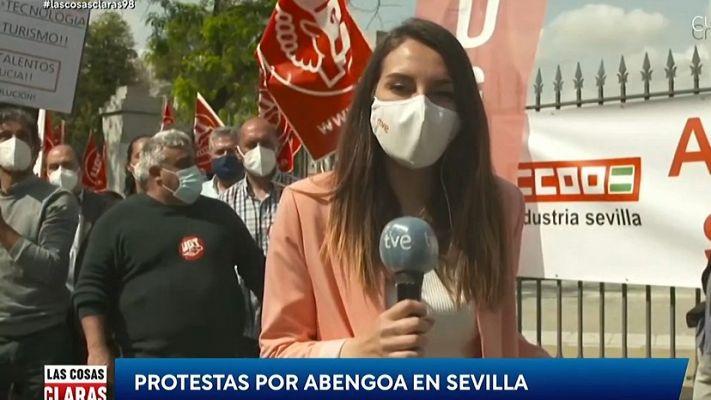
44 365 107 400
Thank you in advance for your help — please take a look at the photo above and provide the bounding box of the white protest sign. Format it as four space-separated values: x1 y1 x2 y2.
519 95 711 288
0 0 89 113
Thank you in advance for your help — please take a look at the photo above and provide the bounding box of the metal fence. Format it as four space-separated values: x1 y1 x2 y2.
521 45 710 363
293 45 711 364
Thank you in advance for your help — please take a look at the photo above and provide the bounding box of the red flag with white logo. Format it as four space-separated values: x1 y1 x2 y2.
194 93 224 174
82 131 107 191
257 62 301 173
415 0 547 182
161 98 175 131
257 0 371 161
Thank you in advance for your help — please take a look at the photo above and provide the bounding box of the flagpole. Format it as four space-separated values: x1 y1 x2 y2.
60 120 66 144
33 109 46 176
160 95 167 131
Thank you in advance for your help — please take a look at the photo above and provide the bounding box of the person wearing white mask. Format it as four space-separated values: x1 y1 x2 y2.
74 129 265 375
0 108 79 399
219 117 297 356
44 144 116 364
259 19 549 359
123 135 150 197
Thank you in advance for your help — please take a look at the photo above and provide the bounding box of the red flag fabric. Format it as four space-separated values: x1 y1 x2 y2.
415 0 547 182
39 111 60 179
82 131 107 191
257 0 371 161
161 99 175 131
257 62 301 173
193 92 224 174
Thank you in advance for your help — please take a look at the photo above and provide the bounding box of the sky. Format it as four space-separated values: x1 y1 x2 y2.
94 0 711 103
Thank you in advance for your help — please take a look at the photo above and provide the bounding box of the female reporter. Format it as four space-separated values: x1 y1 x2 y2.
260 18 548 358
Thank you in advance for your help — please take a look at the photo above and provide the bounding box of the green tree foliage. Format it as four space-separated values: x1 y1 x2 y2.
145 0 276 126
65 12 138 152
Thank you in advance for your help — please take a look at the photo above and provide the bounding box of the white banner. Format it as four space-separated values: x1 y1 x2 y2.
519 95 711 288
0 1 89 113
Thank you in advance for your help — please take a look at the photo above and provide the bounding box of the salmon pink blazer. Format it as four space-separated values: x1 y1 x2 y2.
260 172 548 358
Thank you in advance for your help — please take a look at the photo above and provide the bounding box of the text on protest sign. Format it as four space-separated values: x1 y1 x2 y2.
0 0 89 113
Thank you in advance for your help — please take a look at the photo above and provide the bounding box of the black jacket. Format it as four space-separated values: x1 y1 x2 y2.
73 190 117 282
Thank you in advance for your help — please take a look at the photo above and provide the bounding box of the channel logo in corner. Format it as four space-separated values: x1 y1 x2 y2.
45 365 107 400
517 157 642 202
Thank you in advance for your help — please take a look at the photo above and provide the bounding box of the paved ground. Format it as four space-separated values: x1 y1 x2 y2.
518 280 700 399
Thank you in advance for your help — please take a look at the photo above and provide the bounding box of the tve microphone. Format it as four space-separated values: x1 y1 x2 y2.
379 217 439 302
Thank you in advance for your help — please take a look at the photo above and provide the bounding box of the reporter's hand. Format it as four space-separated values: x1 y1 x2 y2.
341 299 433 358
87 345 114 383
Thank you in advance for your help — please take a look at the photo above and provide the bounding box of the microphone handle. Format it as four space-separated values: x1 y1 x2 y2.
395 272 424 302
395 273 426 353
396 282 421 301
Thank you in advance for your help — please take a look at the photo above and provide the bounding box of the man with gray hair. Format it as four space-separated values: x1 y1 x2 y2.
201 126 243 199
74 129 265 369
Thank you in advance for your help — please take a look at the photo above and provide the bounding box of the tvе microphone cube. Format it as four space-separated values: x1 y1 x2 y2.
44 365 107 400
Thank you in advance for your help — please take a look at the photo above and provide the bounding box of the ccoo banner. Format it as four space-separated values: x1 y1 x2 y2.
518 95 711 288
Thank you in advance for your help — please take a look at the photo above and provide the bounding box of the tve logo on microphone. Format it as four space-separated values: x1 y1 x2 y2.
382 231 413 250
44 365 107 400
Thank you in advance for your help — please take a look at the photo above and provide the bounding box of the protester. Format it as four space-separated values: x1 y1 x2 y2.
219 117 297 355
202 126 244 198
221 117 297 254
0 108 79 399
259 19 548 358
45 144 117 364
123 135 150 197
74 129 265 370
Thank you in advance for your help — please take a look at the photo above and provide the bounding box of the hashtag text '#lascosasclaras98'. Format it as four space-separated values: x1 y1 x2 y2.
43 1 136 10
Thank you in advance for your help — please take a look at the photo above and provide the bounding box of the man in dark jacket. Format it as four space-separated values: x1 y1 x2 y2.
74 129 264 376
45 144 117 363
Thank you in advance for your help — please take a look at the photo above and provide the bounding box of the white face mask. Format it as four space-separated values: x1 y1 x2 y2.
370 95 460 169
49 167 80 191
0 136 33 172
238 144 277 178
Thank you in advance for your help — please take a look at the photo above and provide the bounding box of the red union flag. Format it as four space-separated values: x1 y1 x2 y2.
161 99 175 131
257 0 371 160
415 0 547 182
257 63 302 172
194 93 224 174
81 131 107 191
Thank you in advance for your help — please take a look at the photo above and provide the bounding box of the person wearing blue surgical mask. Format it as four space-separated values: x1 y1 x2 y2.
74 129 265 372
202 126 243 199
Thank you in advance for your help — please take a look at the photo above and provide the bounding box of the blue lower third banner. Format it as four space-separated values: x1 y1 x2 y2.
115 358 687 400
